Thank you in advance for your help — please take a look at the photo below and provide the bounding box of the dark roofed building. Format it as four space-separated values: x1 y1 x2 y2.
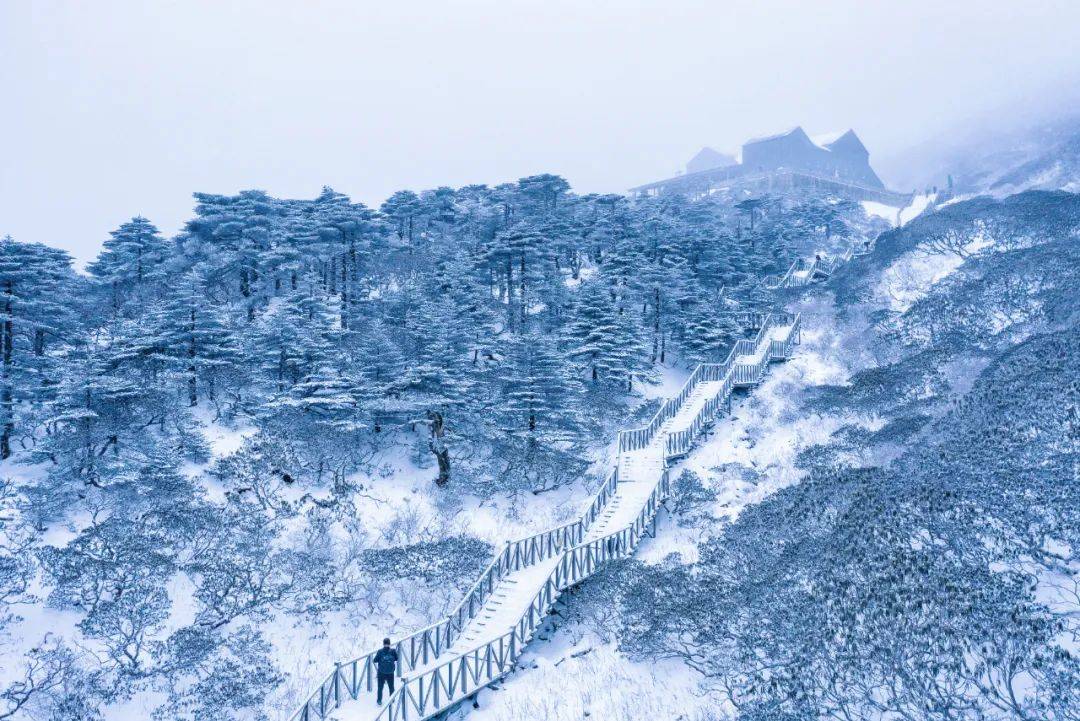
686 147 737 175
630 124 905 204
741 126 884 189
817 130 882 188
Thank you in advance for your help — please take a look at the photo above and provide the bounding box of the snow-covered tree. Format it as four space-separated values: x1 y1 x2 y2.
88 217 170 310
0 236 76 458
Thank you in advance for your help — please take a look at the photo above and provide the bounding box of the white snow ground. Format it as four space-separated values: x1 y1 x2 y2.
861 192 934 229
861 200 901 226
898 193 934 226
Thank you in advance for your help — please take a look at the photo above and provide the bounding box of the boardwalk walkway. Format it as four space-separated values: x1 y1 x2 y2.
288 253 844 721
762 247 855 290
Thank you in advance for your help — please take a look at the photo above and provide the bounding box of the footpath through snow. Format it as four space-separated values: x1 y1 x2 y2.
294 308 808 721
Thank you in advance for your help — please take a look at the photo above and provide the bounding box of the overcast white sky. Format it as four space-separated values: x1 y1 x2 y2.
3 0 1079 266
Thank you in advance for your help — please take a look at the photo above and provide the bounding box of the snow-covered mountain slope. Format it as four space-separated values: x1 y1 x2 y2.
986 128 1080 195
891 114 1080 197
2 146 1073 721
1 178 892 721
453 189 1080 721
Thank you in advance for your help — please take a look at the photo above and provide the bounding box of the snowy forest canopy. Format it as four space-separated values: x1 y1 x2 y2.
1 176 1076 721
0 177 872 496
0 176 881 719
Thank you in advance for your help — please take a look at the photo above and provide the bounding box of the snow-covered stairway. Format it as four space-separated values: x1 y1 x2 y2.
290 313 803 721
763 249 855 290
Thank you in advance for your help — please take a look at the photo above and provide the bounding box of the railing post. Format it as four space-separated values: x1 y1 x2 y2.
333 662 341 708
434 666 442 708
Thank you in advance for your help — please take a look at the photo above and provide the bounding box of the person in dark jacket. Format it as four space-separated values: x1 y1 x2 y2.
374 638 398 705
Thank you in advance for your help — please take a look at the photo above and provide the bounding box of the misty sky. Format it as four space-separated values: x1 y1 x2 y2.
3 1 1079 267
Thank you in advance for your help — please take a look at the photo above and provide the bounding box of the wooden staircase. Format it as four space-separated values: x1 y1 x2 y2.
286 252 846 721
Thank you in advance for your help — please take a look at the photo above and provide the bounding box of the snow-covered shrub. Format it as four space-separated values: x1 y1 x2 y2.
361 536 492 588
667 469 716 525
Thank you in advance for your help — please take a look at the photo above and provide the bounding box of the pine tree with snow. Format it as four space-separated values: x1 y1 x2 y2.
567 278 648 390
680 296 742 364
152 271 241 407
517 173 571 214
0 236 77 458
497 328 579 440
380 189 423 246
249 271 336 396
347 317 407 433
88 217 170 310
282 359 361 433
27 323 173 503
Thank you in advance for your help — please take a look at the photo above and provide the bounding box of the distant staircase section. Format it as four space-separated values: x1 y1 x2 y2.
289 251 849 721
762 246 860 290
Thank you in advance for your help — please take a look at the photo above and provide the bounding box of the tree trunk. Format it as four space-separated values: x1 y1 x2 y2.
1 281 13 459
428 410 451 487
340 250 349 329
652 287 661 363
505 255 514 332
519 254 527 327
188 307 198 407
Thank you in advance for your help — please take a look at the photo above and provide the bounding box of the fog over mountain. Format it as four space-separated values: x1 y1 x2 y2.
876 90 1080 193
3 1 1079 266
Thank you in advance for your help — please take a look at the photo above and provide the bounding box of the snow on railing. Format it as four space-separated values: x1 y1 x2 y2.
768 312 802 361
580 467 619 529
775 258 802 288
667 312 805 459
289 516 588 721
617 349 734 454
731 312 777 385
765 257 814 290
736 312 768 330
373 469 673 721
665 365 735 460
622 247 856 452
818 247 854 275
